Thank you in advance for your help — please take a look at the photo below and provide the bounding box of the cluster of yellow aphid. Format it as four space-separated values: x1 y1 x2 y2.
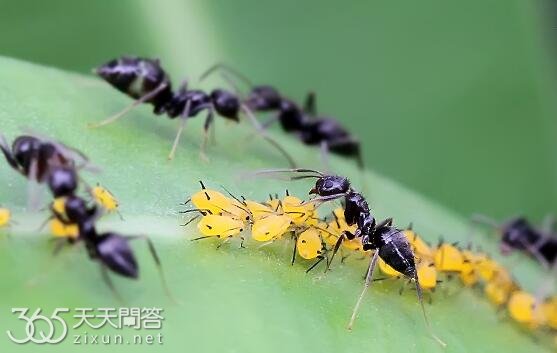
48 183 120 239
187 183 557 339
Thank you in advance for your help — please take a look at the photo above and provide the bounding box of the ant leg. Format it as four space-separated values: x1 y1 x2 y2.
320 141 331 174
168 101 191 160
240 105 297 167
26 158 43 212
126 235 178 304
100 264 125 304
541 213 556 236
376 218 393 228
414 277 447 347
199 63 253 88
199 109 214 162
88 83 169 128
0 134 20 171
304 91 316 116
347 250 379 330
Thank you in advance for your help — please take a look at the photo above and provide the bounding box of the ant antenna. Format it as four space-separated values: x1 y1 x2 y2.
199 63 254 89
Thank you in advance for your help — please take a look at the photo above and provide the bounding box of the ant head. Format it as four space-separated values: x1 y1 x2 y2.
309 175 350 196
247 85 282 111
211 89 240 121
500 217 537 253
48 167 78 197
97 233 138 278
12 135 40 167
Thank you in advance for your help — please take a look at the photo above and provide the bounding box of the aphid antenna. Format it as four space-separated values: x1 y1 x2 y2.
191 235 213 242
180 214 201 227
198 62 254 89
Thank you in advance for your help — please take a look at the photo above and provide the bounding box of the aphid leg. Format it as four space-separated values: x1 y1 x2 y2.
100 264 124 304
240 105 297 168
347 250 379 330
216 236 232 249
326 232 346 272
168 101 192 160
414 277 447 347
181 214 200 227
199 109 214 162
126 235 177 304
303 91 316 116
291 233 298 265
88 83 169 129
306 255 325 273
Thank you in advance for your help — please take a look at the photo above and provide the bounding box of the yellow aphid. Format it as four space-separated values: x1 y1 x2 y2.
434 243 464 272
379 258 402 277
324 208 362 251
459 250 480 287
197 215 244 238
543 297 557 330
508 291 546 329
404 230 433 260
266 197 281 212
417 261 438 290
244 200 274 221
296 228 323 260
476 255 499 282
51 197 67 217
251 214 292 242
0 207 11 227
484 269 516 307
282 196 313 225
191 188 235 216
304 209 320 226
91 184 119 211
50 218 79 239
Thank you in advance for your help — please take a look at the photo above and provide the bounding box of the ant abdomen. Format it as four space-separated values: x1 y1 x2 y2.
376 227 417 279
96 57 173 113
96 233 139 279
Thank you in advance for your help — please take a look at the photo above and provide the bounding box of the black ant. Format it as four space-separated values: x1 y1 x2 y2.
251 168 445 346
90 56 295 165
472 214 557 268
200 64 364 170
46 165 173 302
0 134 90 183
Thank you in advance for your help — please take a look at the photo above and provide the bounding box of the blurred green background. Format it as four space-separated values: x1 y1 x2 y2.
1 0 556 222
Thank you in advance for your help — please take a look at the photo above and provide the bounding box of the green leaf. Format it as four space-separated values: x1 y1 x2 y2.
0 56 553 352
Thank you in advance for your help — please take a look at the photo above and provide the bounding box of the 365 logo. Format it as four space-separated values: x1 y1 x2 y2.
6 308 69 344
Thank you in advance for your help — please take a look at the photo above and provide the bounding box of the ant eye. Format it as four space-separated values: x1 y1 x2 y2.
324 180 333 189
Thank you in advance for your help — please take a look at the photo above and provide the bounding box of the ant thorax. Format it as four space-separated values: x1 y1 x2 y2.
501 218 541 251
